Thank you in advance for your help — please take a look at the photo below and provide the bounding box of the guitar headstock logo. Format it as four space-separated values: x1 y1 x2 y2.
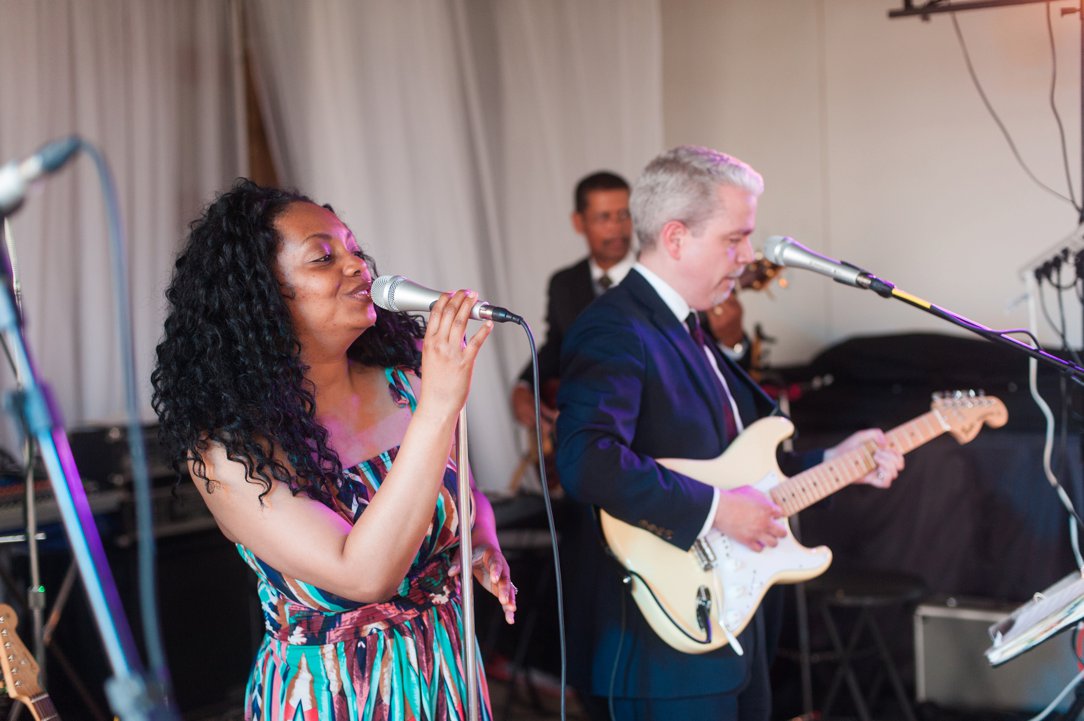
931 391 1009 444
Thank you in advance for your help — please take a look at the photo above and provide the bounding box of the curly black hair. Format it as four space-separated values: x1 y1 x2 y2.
151 178 425 500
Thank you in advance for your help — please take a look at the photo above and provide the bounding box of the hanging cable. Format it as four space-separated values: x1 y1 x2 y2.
1045 1 1080 210
1025 274 1084 566
949 2 1081 209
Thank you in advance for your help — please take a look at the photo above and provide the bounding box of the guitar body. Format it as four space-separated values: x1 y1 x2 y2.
599 415 831 654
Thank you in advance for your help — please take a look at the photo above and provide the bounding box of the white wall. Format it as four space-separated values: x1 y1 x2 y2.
662 0 1082 366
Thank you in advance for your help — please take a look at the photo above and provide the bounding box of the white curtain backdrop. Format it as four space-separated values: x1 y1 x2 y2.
246 0 662 493
0 0 246 449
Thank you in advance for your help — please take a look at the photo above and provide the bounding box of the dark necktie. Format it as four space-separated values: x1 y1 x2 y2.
686 312 739 441
598 273 613 292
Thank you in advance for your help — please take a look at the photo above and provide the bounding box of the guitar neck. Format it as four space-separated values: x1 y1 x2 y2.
28 694 58 721
771 409 947 516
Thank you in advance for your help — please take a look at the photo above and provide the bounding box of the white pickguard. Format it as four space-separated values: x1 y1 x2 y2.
698 471 831 644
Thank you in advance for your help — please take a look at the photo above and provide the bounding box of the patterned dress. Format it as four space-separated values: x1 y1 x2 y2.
238 368 492 720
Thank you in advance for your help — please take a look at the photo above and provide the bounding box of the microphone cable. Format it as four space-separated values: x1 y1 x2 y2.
80 140 178 714
512 317 568 721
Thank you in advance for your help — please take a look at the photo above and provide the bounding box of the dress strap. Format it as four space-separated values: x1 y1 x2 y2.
385 366 418 413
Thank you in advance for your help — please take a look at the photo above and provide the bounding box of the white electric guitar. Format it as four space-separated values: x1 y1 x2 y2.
599 392 1008 654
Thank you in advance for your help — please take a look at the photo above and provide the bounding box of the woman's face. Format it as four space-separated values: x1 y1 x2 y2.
272 201 377 348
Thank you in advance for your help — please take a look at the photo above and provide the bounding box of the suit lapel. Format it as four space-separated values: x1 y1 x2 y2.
621 272 729 438
571 258 597 308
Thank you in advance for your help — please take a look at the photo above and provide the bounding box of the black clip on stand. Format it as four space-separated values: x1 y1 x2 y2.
0 228 178 719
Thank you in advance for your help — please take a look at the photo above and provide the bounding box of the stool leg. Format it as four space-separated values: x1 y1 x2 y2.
819 602 873 721
866 609 918 721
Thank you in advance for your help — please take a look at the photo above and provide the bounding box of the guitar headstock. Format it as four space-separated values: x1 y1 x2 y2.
932 391 1008 444
0 604 44 709
739 256 785 292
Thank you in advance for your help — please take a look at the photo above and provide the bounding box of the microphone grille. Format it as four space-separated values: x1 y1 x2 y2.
763 236 791 265
370 274 404 311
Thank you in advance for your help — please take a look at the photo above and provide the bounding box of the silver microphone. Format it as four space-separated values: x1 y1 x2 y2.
763 235 870 288
370 274 521 323
0 136 82 216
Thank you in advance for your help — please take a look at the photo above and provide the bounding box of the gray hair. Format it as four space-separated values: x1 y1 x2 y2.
630 145 764 250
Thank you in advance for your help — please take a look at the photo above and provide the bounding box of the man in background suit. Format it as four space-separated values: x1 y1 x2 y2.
510 171 636 433
555 145 904 719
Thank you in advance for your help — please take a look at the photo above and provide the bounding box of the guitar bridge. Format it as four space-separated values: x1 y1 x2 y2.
692 538 717 571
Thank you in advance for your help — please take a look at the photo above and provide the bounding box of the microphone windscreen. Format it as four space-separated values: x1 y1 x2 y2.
370 274 405 311
371 275 443 314
763 235 791 266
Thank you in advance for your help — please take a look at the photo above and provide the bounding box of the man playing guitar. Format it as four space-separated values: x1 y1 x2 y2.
555 146 904 721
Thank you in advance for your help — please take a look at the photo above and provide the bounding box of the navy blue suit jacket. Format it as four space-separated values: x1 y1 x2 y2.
555 268 815 699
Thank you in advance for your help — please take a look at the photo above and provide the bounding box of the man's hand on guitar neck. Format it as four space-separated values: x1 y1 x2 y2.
712 486 786 553
823 428 905 489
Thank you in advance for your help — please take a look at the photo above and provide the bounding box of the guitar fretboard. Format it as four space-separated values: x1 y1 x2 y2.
770 409 949 516
30 694 58 721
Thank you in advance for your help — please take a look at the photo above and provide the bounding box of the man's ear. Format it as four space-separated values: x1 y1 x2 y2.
571 211 586 236
659 220 686 260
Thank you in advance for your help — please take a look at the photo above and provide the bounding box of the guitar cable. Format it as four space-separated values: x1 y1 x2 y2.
607 568 732 721
609 580 628 721
617 568 714 647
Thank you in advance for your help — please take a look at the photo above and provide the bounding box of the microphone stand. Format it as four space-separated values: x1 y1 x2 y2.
2 216 48 676
455 407 480 721
846 271 1084 381
0 226 174 719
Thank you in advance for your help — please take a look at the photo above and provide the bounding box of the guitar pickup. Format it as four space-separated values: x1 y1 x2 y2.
692 538 717 571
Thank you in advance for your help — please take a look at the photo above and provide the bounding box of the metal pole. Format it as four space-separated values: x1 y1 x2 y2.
1075 0 1084 227
889 0 1058 19
3 217 47 678
1078 0 1083 227
456 408 480 721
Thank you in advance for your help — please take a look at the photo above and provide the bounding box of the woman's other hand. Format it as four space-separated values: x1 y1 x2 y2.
449 542 516 624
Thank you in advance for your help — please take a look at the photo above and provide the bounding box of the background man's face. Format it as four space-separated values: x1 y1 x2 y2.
574 188 632 268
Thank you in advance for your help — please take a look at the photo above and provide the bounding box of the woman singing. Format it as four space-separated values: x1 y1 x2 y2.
152 180 514 720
